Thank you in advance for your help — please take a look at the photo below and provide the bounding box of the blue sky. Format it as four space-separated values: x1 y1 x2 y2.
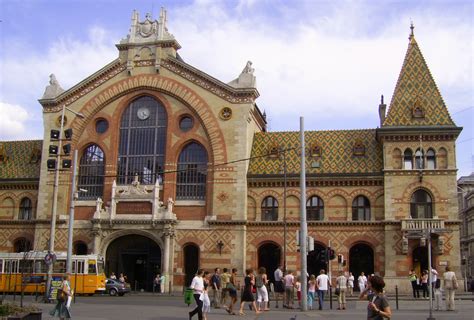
0 0 472 177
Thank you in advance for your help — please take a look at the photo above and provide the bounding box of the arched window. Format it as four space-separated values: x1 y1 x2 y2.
261 196 278 221
352 195 370 221
19 198 32 220
118 96 167 184
73 241 88 255
415 148 424 169
176 142 208 200
13 238 32 253
426 149 436 169
403 149 413 170
306 196 324 221
78 144 105 200
410 190 433 219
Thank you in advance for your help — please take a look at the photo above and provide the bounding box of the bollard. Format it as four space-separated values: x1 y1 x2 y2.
169 281 172 296
329 286 332 309
395 285 399 310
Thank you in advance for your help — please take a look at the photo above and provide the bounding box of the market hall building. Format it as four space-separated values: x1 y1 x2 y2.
0 10 463 292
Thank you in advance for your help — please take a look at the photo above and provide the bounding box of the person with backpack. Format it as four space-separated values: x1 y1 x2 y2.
256 267 270 311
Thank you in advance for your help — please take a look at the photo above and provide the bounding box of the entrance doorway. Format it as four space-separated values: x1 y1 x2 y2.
349 243 374 291
307 243 327 277
412 246 431 276
184 244 200 287
257 242 281 283
106 234 161 291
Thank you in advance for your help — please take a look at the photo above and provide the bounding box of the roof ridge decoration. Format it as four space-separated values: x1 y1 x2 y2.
122 8 177 44
383 24 456 127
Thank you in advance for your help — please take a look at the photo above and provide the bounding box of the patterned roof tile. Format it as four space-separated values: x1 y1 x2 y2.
0 140 43 180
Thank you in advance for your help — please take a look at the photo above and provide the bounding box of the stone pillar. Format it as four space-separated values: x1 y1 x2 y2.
162 225 175 293
92 229 101 255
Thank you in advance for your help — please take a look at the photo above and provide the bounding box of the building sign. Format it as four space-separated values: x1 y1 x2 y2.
116 202 152 214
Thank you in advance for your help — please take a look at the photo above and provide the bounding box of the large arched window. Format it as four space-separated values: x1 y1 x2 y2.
306 196 324 221
415 148 424 169
176 142 208 200
13 238 32 253
78 144 105 200
261 196 278 221
426 149 436 169
403 149 413 170
118 96 167 184
410 189 433 219
19 197 32 220
352 195 371 221
74 241 88 255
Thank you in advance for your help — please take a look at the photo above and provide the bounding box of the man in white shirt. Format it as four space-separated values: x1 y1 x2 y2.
189 269 204 320
316 269 329 310
443 266 458 311
431 268 438 294
274 265 284 308
358 272 367 292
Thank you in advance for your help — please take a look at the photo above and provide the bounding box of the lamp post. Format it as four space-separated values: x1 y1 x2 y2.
282 148 287 272
45 105 84 301
66 149 78 274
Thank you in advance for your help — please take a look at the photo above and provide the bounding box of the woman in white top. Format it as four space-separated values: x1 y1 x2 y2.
307 274 317 310
256 267 270 311
49 274 72 320
347 272 354 296
336 271 348 310
443 266 458 311
358 272 367 292
189 269 205 320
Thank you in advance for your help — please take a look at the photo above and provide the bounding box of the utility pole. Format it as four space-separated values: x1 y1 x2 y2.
299 117 308 311
66 150 78 274
283 149 288 272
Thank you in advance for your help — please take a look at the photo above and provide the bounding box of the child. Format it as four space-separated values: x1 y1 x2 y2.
307 275 317 310
434 279 443 311
295 276 302 307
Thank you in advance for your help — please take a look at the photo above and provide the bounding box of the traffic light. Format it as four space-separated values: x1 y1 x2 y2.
337 254 344 264
63 143 71 156
328 248 336 260
47 159 57 170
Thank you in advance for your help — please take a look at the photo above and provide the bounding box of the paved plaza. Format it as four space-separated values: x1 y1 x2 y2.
2 292 474 320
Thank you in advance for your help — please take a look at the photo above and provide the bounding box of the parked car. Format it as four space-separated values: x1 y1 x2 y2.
105 278 131 296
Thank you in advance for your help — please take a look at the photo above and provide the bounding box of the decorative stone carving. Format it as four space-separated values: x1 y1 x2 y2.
402 236 408 254
437 236 445 254
227 61 257 89
116 175 150 197
42 74 65 99
167 198 174 214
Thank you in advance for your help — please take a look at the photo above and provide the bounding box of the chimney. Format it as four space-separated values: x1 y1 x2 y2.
378 95 386 127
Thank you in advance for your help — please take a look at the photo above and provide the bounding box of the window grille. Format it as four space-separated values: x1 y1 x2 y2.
352 196 370 221
261 196 278 221
176 142 208 200
118 96 167 184
307 196 324 220
78 144 105 200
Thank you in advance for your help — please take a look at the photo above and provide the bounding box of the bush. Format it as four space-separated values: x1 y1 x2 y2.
0 303 40 316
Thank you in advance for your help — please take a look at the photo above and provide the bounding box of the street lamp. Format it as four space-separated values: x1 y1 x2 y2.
282 147 288 272
45 105 84 301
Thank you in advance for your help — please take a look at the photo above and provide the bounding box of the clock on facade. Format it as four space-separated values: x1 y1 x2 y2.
137 107 150 120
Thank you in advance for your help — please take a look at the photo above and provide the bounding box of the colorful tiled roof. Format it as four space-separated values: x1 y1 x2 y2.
0 140 43 180
383 34 455 127
248 130 382 175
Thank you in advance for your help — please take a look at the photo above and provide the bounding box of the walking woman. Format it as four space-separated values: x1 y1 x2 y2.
189 269 205 320
239 269 261 316
255 267 270 311
225 268 238 315
50 274 72 320
359 275 392 320
201 271 211 320
307 274 317 310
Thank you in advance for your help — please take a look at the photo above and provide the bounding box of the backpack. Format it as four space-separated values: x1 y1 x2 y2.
255 275 263 288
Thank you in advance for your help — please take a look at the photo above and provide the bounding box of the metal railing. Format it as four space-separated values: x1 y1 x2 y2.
401 218 444 231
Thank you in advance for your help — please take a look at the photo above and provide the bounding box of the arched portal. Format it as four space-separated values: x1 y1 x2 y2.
349 243 374 291
307 243 327 277
257 242 281 283
412 246 432 276
105 234 161 291
184 244 200 287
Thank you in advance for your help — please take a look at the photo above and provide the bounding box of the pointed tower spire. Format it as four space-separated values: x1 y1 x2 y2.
409 21 415 40
382 27 456 127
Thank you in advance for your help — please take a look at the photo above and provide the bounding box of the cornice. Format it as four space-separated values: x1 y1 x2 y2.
207 220 397 227
91 218 178 226
0 219 66 225
162 57 260 104
0 181 39 190
383 169 457 176
248 175 383 188
376 126 462 142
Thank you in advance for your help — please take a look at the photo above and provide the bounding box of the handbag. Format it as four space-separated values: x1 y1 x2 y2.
335 288 340 296
57 289 66 302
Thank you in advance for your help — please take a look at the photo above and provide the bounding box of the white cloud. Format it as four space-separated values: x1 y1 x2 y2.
0 102 30 140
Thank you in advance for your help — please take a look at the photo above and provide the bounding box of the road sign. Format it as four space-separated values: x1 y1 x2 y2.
44 252 56 265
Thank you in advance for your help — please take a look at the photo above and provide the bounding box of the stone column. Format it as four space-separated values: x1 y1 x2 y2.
91 229 102 255
162 225 175 293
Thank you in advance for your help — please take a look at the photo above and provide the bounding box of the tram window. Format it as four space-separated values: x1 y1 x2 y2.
53 260 66 273
5 260 19 273
19 260 33 273
73 260 85 274
34 260 47 273
88 263 97 275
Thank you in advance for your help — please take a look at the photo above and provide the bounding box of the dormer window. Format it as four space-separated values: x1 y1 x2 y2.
412 99 425 118
310 144 322 158
268 145 280 158
353 141 365 156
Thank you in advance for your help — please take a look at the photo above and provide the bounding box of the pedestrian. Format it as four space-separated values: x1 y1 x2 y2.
110 272 117 280
336 271 347 310
421 270 429 299
408 269 420 298
210 267 221 308
316 269 329 310
295 276 302 308
347 272 354 296
359 275 392 319
283 269 295 309
202 271 211 320
273 265 284 308
239 268 260 316
225 268 238 315
189 269 205 320
431 267 438 296
433 279 443 311
443 266 458 311
358 272 367 292
154 273 161 293
255 267 270 311
160 273 166 293
220 267 230 307
307 274 317 310
119 273 125 283
49 273 72 320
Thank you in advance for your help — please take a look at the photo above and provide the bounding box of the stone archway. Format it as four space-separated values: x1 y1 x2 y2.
183 243 200 287
105 234 162 292
257 242 281 283
349 243 374 291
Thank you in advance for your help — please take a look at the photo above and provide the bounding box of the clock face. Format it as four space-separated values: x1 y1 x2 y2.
137 107 150 120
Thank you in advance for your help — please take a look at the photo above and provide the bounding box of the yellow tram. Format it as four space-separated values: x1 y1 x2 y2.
0 251 106 295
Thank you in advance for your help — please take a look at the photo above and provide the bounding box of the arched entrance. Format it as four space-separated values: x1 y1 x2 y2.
349 243 374 291
106 234 161 291
307 243 327 277
257 242 281 283
412 246 431 276
184 244 200 287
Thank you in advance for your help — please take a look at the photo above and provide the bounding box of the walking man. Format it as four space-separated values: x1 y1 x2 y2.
316 269 329 310
210 268 221 308
189 269 205 320
443 266 458 311
274 265 284 308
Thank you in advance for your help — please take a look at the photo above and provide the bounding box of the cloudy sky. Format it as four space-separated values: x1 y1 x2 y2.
0 0 472 177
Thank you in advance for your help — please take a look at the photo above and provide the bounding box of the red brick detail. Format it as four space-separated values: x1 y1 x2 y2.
75 206 95 220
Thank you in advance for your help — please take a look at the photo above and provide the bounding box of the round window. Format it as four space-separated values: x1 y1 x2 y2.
95 119 109 134
179 116 193 132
